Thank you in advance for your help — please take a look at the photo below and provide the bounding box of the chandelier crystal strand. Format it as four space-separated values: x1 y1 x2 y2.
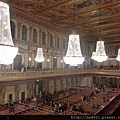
116 49 120 61
63 34 85 66
0 2 18 65
35 48 45 62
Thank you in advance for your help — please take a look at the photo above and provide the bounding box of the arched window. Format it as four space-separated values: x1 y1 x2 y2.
57 37 60 48
108 46 112 55
50 34 53 46
33 28 37 43
10 21 15 38
22 25 27 41
63 39 65 49
42 31 46 45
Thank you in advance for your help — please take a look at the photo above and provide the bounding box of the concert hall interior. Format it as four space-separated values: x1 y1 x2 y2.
0 0 120 116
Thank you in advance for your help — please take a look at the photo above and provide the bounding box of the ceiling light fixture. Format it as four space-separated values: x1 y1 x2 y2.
91 1 108 62
35 48 45 62
63 0 85 66
0 2 18 65
92 40 108 62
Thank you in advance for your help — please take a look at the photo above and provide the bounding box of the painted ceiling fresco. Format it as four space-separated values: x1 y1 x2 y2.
5 0 120 42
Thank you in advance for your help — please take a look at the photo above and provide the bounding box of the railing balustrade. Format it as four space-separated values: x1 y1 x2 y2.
0 69 120 82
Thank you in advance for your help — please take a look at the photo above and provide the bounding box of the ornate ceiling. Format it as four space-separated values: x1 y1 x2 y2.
5 0 120 43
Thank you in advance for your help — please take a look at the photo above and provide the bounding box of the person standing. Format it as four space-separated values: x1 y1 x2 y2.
21 63 25 72
39 91 42 98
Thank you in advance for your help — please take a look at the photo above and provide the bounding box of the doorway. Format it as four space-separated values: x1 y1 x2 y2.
53 58 57 69
8 94 12 102
21 92 25 102
14 55 22 71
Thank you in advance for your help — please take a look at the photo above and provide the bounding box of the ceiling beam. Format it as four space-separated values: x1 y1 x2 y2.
33 0 72 14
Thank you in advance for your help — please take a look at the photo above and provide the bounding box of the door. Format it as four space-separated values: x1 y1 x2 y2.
21 92 25 102
8 94 12 102
14 55 22 71
53 58 57 69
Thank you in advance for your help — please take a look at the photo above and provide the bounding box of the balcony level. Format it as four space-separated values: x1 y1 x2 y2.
1 69 120 82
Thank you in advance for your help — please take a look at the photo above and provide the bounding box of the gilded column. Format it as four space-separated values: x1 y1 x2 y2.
54 34 57 47
15 85 20 101
31 82 35 97
27 84 32 98
47 32 50 46
39 29 42 46
1 86 6 104
29 26 33 42
0 86 3 103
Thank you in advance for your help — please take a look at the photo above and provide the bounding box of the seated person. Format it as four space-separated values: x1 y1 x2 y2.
32 97 37 101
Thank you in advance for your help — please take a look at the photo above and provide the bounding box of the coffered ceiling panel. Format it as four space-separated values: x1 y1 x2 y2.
5 0 120 43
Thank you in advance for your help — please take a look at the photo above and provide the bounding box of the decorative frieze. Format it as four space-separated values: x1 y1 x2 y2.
10 9 68 35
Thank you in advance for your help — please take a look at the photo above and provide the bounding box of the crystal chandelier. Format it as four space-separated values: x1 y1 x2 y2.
91 1 108 62
63 34 85 66
116 49 120 61
63 0 84 66
91 40 108 62
0 1 18 65
35 48 45 62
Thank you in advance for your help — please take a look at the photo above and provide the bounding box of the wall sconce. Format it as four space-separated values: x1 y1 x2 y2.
61 60 63 63
47 59 49 62
29 58 31 61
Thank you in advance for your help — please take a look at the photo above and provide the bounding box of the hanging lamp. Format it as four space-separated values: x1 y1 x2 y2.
63 0 84 66
91 1 108 62
0 1 18 65
35 48 45 62
92 39 108 62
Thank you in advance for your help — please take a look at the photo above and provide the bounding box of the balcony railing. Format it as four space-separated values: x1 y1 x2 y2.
0 69 120 82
